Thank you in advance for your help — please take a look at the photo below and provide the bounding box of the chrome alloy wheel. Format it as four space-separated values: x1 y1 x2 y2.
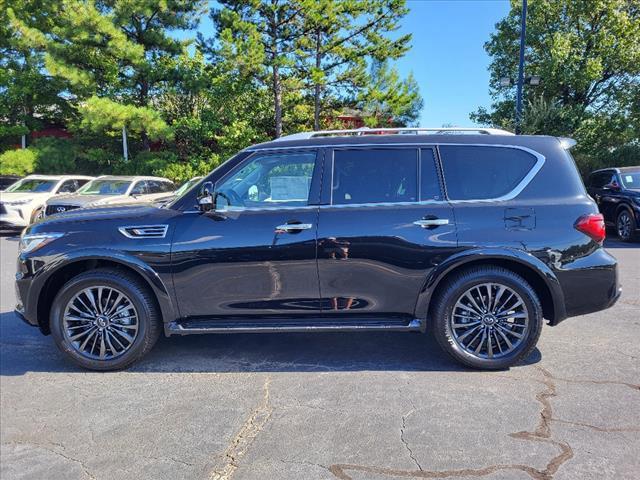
63 286 139 360
617 211 632 239
450 283 529 359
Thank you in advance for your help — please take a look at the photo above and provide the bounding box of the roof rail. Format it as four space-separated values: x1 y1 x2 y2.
273 127 515 142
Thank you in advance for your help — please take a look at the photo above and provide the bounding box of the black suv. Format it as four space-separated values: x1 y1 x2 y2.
15 128 620 371
587 167 640 242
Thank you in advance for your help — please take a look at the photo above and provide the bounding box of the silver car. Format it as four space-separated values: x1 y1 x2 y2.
42 175 176 217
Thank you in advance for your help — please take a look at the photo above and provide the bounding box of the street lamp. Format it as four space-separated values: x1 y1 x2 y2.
515 0 528 134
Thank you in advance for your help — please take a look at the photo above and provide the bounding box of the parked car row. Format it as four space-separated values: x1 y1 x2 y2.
0 175 204 229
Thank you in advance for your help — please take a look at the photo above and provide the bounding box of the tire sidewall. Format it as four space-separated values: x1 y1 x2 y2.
435 270 543 370
50 272 154 371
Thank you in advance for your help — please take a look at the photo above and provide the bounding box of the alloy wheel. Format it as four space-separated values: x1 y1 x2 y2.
450 283 529 359
62 286 139 360
617 211 631 239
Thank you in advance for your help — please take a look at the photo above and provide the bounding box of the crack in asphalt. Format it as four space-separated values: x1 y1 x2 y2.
400 411 423 472
328 366 575 480
2 441 97 480
210 376 272 480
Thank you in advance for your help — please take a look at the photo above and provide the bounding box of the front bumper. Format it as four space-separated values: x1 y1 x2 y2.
0 207 30 227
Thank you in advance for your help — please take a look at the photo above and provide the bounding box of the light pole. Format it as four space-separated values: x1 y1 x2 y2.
515 0 528 134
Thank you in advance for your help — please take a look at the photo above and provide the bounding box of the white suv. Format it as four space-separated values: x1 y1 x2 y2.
0 175 93 228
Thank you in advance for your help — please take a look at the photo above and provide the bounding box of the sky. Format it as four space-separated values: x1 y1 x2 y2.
191 0 512 128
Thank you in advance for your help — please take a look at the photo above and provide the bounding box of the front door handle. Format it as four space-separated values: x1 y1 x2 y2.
413 218 450 228
275 223 313 232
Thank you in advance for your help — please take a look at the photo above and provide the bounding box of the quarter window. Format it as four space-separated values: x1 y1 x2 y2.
332 148 418 205
439 146 538 200
216 151 316 208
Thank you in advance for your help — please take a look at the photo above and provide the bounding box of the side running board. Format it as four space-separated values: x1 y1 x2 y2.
166 317 424 336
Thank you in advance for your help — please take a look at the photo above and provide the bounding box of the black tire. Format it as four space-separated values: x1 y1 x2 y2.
616 208 637 242
50 268 161 371
431 266 543 370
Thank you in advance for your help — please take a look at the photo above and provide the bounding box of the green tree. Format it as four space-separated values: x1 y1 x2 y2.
358 60 423 127
12 0 206 150
210 0 304 138
471 0 640 172
296 0 411 130
1 0 73 149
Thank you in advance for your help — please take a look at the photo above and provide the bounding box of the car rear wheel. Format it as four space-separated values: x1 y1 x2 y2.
50 268 161 371
616 209 636 242
431 266 543 370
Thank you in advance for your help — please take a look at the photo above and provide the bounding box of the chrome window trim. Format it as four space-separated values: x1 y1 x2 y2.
190 143 545 210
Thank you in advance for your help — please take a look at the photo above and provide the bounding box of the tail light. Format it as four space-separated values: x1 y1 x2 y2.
574 213 606 244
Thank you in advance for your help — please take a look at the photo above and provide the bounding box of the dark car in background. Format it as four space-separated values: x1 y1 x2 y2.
587 166 640 242
15 128 620 371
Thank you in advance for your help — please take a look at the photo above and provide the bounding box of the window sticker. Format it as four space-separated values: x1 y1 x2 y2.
626 175 634 184
269 176 310 201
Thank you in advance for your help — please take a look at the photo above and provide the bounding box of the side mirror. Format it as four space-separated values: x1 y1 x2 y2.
197 182 215 212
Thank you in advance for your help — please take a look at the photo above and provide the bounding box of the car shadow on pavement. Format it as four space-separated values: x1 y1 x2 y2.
0 310 541 375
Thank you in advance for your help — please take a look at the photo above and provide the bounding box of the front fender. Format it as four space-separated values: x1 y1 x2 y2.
414 247 567 324
22 247 177 330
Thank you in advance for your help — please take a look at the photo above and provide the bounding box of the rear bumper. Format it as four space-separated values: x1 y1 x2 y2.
554 247 620 323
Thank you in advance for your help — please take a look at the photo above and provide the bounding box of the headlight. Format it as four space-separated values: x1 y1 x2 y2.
5 199 32 206
19 232 64 254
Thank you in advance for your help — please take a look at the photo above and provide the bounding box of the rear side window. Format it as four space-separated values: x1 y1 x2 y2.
439 146 538 200
332 148 417 205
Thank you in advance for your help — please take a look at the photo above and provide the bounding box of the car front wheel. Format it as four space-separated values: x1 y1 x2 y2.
616 209 637 242
431 266 543 370
50 268 161 371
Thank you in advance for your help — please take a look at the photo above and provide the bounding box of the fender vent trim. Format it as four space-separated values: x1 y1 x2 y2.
118 224 169 239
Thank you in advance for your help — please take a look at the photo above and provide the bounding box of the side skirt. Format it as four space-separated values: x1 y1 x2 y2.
165 317 424 336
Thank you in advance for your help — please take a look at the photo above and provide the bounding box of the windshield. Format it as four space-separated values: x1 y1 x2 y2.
620 171 640 189
78 179 131 195
6 178 57 193
174 177 203 197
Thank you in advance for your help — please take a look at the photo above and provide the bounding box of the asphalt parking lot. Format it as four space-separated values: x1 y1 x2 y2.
0 234 638 480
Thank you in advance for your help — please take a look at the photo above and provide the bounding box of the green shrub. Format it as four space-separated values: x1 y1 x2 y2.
31 137 78 173
117 150 178 176
0 148 37 175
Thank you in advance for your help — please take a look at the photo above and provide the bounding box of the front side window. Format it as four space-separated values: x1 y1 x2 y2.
332 148 418 205
78 180 132 195
130 181 148 195
439 146 538 200
216 151 316 208
6 179 57 193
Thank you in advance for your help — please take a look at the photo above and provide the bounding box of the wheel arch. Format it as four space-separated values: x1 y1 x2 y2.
415 249 567 326
35 252 176 335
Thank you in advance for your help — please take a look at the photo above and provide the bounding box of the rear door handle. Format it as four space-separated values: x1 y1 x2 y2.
275 223 313 232
413 218 450 228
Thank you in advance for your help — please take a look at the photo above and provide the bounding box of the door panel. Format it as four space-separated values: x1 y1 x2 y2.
171 208 320 317
317 204 458 317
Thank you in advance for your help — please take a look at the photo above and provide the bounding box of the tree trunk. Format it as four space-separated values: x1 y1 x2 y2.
269 8 282 138
313 28 322 131
273 64 282 138
140 79 150 150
